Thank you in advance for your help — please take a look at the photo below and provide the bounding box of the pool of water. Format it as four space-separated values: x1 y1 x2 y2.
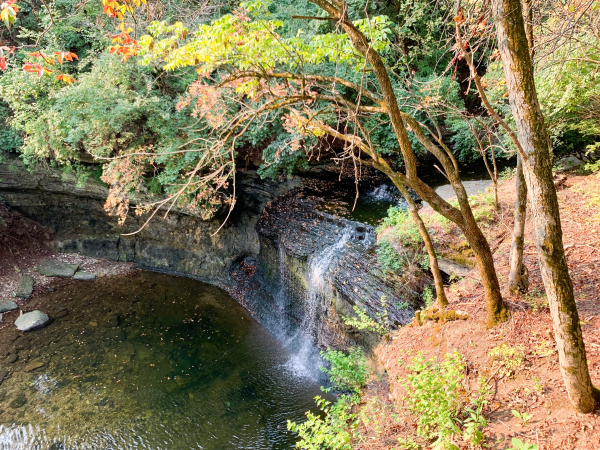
0 272 325 450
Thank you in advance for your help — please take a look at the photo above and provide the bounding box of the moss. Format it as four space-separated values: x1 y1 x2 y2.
413 308 469 325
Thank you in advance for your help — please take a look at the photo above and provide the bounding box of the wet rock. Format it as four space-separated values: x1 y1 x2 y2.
85 375 97 383
8 331 21 341
73 271 96 280
9 393 27 409
6 354 17 363
13 336 31 351
0 300 18 313
15 311 50 332
36 259 78 278
0 313 2 322
0 369 8 385
15 275 34 299
24 360 45 372
48 442 65 450
0 391 5 402
54 309 69 318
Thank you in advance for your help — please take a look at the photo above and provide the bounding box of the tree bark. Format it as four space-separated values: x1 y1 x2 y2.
508 154 529 293
396 182 448 307
310 0 508 327
493 0 600 412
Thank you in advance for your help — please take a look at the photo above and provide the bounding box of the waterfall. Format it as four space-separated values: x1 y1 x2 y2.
232 193 419 381
303 227 353 341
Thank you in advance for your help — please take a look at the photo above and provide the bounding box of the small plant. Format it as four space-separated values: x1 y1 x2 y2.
499 166 517 180
511 409 533 427
343 296 392 336
288 395 356 450
288 348 371 449
525 288 548 312
422 285 434 308
320 347 371 396
401 352 465 444
508 437 538 450
462 378 491 446
488 344 525 378
396 300 409 310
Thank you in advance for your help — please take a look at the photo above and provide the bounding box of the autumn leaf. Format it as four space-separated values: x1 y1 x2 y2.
23 63 53 77
54 51 78 64
56 73 77 84
454 8 466 25
0 56 6 71
0 0 19 28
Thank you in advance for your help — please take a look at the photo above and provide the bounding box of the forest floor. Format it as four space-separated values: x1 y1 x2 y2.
359 169 600 449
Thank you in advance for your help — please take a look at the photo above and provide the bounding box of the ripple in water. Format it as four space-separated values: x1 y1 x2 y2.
0 272 325 450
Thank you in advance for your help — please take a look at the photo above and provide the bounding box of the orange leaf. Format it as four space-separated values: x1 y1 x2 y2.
56 73 77 84
0 56 6 71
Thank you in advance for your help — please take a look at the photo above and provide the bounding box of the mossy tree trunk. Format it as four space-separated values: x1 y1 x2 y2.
396 182 448 307
508 155 529 293
493 0 600 412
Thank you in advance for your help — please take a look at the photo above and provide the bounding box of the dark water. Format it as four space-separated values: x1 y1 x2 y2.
0 272 324 449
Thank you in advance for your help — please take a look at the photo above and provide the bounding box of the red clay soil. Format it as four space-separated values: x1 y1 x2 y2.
360 171 600 450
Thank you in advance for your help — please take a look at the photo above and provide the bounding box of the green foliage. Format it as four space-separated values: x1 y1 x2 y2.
511 410 533 427
344 296 391 336
377 206 430 273
488 344 525 378
401 352 465 447
400 352 491 449
288 348 370 449
508 437 538 450
320 347 371 396
422 285 434 308
287 395 356 450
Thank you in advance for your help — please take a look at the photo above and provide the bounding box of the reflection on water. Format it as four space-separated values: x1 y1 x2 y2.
0 272 324 449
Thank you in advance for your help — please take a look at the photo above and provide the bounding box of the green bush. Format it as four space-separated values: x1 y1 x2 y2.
288 348 370 449
377 206 429 272
401 352 490 449
320 347 371 396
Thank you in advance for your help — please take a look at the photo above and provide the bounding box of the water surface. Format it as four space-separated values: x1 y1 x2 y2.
0 272 324 449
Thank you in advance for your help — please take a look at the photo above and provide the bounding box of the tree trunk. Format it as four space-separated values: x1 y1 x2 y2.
493 0 600 412
396 182 448 307
310 0 507 327
508 154 529 293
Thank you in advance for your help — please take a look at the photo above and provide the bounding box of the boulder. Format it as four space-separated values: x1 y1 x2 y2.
14 311 50 332
37 259 78 277
0 300 18 313
15 275 34 298
9 393 27 408
555 155 582 172
24 360 44 372
73 271 96 281
437 258 472 279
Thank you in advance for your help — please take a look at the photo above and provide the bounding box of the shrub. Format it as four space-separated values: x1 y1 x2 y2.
400 352 490 449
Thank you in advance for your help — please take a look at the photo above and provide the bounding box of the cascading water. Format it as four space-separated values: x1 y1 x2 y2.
230 192 420 381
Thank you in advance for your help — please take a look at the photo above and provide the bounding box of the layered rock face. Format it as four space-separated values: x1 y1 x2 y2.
0 158 298 285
